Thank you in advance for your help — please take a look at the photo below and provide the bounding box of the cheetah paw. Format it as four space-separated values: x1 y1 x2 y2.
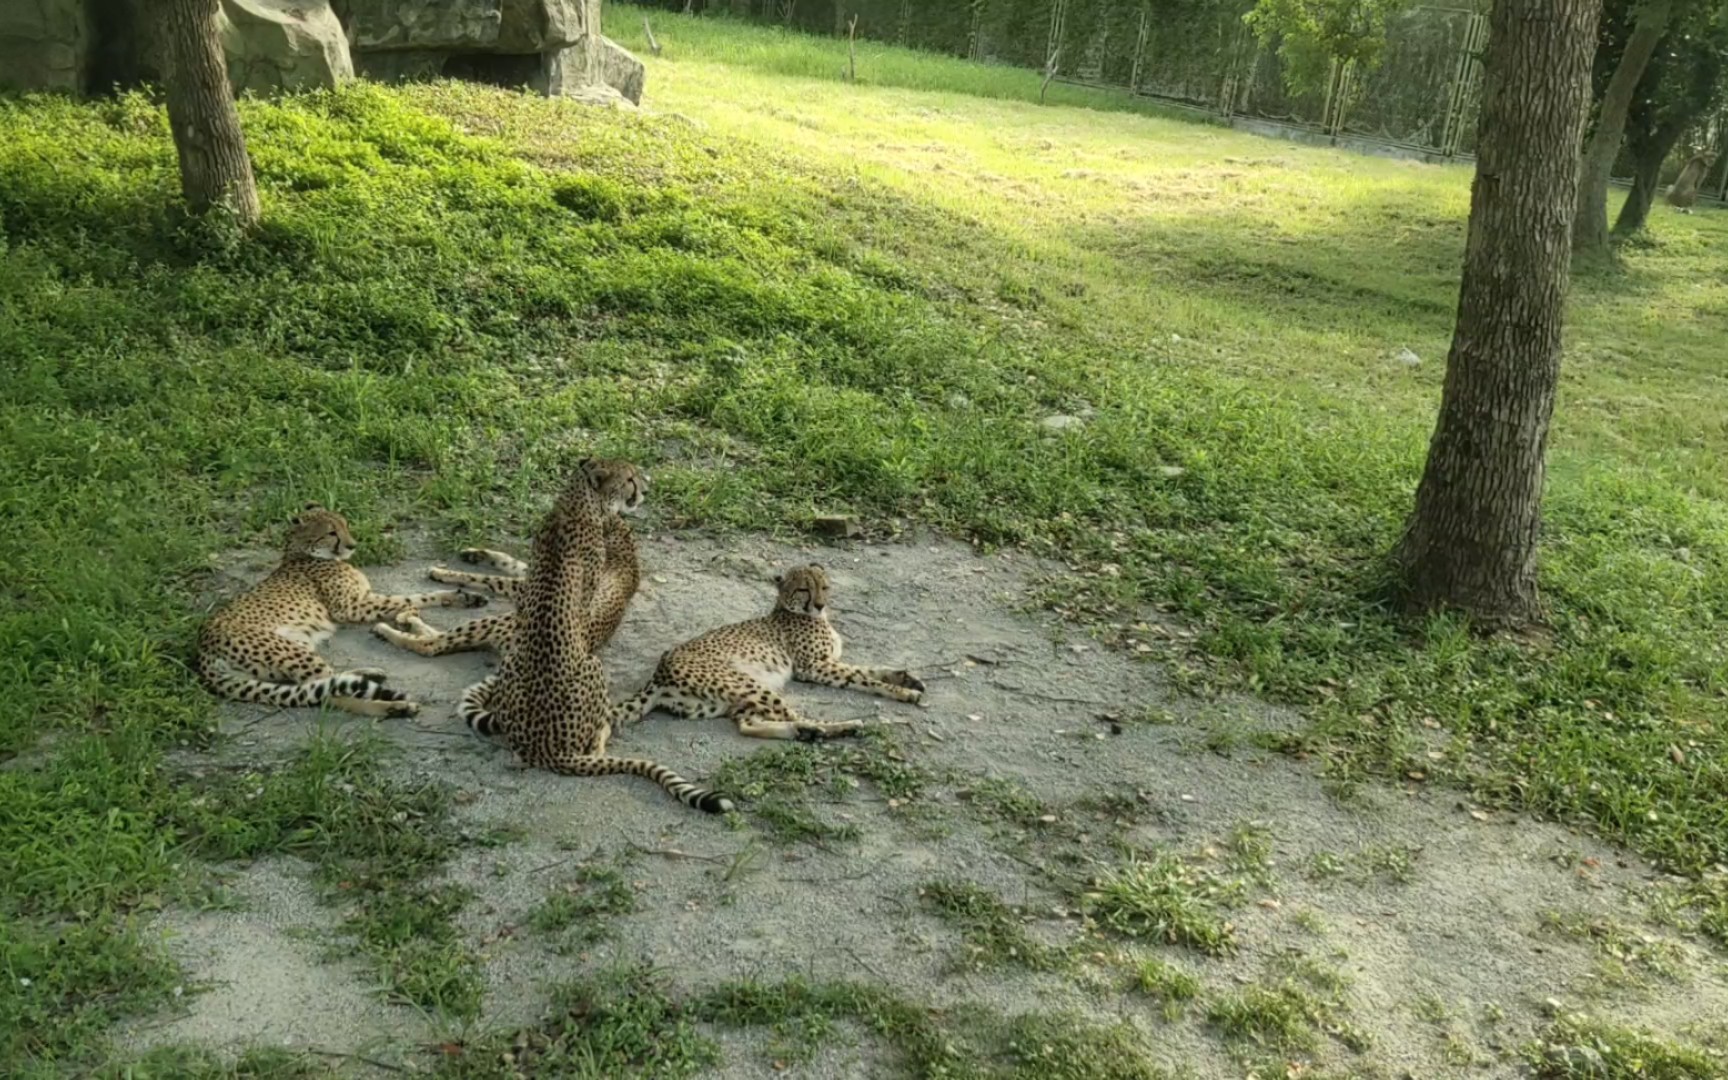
458 548 489 565
455 590 488 609
886 670 927 694
428 565 457 584
384 701 421 719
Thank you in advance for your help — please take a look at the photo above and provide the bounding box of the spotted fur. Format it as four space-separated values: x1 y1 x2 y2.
198 505 486 717
619 564 926 742
454 460 731 814
371 493 642 659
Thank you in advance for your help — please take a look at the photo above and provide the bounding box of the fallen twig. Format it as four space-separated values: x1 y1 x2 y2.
619 837 730 864
308 1048 408 1073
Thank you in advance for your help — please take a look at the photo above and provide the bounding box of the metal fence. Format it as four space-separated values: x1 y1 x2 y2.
677 0 1728 193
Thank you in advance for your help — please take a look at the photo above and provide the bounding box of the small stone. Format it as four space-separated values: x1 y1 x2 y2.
1040 414 1085 432
813 515 862 539
1157 465 1186 478
1392 347 1422 366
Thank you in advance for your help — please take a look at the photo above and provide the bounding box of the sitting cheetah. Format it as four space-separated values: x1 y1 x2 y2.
456 459 731 814
619 564 926 742
371 492 641 658
198 505 486 716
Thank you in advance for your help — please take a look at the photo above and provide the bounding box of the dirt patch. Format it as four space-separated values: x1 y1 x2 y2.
152 530 1727 1076
125 860 427 1065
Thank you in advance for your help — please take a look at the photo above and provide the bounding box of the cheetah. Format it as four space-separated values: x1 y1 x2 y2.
618 564 926 742
370 490 641 658
198 505 486 716
455 459 731 814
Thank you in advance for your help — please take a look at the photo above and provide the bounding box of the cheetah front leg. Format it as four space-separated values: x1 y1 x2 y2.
331 588 487 624
428 548 527 599
796 658 925 704
727 678 863 741
427 567 521 599
371 610 514 657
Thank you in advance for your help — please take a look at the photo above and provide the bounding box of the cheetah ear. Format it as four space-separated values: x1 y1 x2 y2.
809 562 825 572
773 574 784 585
303 502 324 511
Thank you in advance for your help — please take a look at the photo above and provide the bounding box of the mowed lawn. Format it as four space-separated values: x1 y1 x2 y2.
1 5 1727 1069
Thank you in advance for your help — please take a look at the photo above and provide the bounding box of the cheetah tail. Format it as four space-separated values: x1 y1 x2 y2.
458 677 500 736
545 754 734 815
197 652 391 709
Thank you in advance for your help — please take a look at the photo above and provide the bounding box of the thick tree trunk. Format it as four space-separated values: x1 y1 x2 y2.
159 0 260 226
1615 125 1685 235
1393 0 1599 623
1574 0 1672 256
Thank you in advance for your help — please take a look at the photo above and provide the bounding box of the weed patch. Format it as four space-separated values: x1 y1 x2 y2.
1081 853 1244 955
919 879 1065 972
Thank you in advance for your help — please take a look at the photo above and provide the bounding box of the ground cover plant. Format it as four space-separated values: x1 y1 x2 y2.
2 5 1727 1073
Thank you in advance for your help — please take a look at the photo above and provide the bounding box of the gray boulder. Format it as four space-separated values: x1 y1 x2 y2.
343 0 590 53
0 0 89 93
597 35 642 104
221 0 353 94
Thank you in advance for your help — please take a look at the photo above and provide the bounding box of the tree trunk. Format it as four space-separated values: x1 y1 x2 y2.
159 0 260 226
1392 0 1599 623
1573 0 1672 257
1614 124 1685 235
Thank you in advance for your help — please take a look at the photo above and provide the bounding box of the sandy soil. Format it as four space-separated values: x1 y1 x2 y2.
127 530 1725 1076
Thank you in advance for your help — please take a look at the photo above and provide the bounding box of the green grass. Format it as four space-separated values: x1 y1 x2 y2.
920 879 1066 972
436 967 719 1079
697 977 1174 1079
707 736 931 844
530 861 640 952
1081 853 1243 955
4 5 1728 1068
1130 957 1202 1020
1527 1015 1724 1079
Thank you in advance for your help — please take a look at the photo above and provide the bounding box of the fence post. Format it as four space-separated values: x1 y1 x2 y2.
1129 0 1150 92
1440 11 1488 157
1045 0 1067 77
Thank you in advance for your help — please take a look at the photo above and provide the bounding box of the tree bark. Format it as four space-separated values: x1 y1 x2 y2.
1615 123 1685 235
1573 0 1672 256
159 0 260 226
1392 0 1599 623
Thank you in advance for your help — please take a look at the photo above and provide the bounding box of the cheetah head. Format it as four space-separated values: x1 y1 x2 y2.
285 504 356 561
577 457 649 515
773 564 830 618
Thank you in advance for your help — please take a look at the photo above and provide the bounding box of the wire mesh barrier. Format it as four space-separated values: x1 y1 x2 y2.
668 0 1728 196
682 0 1492 159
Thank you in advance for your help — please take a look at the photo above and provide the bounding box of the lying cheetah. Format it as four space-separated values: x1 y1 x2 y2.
619 564 926 741
456 459 731 814
371 489 641 658
198 505 485 716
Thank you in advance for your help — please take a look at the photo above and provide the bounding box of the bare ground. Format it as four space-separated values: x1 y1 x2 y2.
129 530 1726 1076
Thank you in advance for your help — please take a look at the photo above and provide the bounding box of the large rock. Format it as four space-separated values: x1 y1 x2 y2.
342 0 590 53
0 0 90 93
220 0 353 94
597 35 642 104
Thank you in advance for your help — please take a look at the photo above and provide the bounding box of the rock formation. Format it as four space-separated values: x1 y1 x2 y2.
0 0 642 104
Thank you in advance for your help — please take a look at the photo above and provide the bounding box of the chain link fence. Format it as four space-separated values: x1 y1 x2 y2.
668 0 1728 196
687 0 1490 158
